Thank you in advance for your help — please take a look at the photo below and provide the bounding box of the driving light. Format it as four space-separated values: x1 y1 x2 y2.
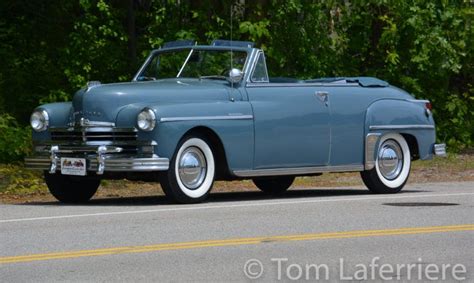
137 108 156 131
30 109 49 132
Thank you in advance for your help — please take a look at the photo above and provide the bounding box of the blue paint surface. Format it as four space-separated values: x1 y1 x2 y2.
31 45 438 175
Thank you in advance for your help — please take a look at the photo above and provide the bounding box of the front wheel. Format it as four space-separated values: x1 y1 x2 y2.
160 136 215 204
44 173 100 203
253 176 295 195
361 133 411 194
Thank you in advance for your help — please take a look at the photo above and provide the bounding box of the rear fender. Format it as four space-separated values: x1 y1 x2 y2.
364 99 436 169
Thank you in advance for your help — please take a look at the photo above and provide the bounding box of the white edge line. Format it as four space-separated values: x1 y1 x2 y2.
1 192 473 224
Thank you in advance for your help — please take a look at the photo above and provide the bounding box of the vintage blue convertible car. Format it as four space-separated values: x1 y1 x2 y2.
25 40 446 203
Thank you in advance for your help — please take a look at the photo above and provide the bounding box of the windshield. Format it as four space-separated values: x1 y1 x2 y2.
136 49 248 81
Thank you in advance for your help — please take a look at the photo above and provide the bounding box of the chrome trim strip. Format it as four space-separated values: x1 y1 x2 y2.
50 127 136 132
35 141 156 147
160 115 253 122
38 146 124 154
68 119 116 127
233 165 364 177
246 82 359 88
369 125 435 130
406 99 430 103
82 120 115 127
434 143 447 157
365 133 381 170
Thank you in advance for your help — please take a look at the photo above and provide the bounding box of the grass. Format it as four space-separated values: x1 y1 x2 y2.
1 153 472 204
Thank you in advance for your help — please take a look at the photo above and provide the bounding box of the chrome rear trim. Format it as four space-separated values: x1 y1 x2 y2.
434 143 447 157
406 99 430 104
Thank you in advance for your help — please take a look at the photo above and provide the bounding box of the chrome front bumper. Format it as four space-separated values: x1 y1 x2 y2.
433 143 447 157
24 145 169 174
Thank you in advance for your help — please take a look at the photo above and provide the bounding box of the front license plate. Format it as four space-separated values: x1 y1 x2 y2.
61 158 86 176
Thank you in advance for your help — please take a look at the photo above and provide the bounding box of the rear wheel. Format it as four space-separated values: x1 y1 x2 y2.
253 176 295 195
361 133 411 194
160 135 215 204
44 173 100 203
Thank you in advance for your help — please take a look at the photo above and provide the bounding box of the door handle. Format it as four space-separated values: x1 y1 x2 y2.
315 91 329 106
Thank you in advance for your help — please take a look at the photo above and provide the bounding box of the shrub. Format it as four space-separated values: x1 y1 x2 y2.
0 114 32 163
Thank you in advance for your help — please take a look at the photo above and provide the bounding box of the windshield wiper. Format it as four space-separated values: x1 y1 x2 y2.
137 76 156 81
199 75 226 80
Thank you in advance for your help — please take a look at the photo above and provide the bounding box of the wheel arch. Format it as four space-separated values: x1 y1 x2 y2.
400 133 420 160
365 131 420 170
181 126 231 180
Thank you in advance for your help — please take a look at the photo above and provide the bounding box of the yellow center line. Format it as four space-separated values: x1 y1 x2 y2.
1 224 473 264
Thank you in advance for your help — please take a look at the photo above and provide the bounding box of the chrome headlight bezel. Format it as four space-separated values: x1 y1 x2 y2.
137 108 156 131
30 109 49 132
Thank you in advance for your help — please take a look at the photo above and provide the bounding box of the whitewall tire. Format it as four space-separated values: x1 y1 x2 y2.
361 133 411 194
160 136 215 203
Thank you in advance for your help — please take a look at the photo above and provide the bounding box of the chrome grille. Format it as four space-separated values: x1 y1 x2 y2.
50 127 137 143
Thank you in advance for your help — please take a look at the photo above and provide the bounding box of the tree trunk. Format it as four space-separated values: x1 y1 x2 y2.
127 0 137 70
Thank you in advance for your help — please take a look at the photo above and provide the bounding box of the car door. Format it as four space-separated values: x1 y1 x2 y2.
245 52 330 169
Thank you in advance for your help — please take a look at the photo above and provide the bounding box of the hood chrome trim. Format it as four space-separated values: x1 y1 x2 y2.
68 118 115 127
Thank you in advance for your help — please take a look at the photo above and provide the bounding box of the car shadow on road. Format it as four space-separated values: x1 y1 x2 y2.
19 188 430 206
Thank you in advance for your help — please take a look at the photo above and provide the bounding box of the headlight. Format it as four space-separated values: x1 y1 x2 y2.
137 108 156 131
30 109 49 132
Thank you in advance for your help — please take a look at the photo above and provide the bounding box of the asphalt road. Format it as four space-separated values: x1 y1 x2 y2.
1 182 473 282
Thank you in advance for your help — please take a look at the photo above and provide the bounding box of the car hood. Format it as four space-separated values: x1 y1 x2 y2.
72 79 230 124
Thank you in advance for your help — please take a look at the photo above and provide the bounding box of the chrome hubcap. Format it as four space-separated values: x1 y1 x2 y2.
377 139 403 180
178 147 207 189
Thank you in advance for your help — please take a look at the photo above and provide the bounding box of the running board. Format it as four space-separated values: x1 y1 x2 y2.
233 165 364 177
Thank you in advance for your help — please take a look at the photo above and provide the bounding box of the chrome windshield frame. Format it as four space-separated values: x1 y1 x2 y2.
132 46 254 82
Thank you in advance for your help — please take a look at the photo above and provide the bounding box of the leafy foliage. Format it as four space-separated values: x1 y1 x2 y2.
0 164 47 194
0 0 472 163
0 114 31 163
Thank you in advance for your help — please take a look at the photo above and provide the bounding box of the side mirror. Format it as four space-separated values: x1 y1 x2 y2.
227 68 243 84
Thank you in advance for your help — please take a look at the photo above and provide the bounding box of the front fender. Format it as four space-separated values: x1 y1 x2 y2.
117 101 255 171
32 102 73 141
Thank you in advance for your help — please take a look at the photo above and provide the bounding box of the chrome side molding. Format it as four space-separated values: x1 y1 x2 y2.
160 115 253 123
233 164 364 178
369 125 434 130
